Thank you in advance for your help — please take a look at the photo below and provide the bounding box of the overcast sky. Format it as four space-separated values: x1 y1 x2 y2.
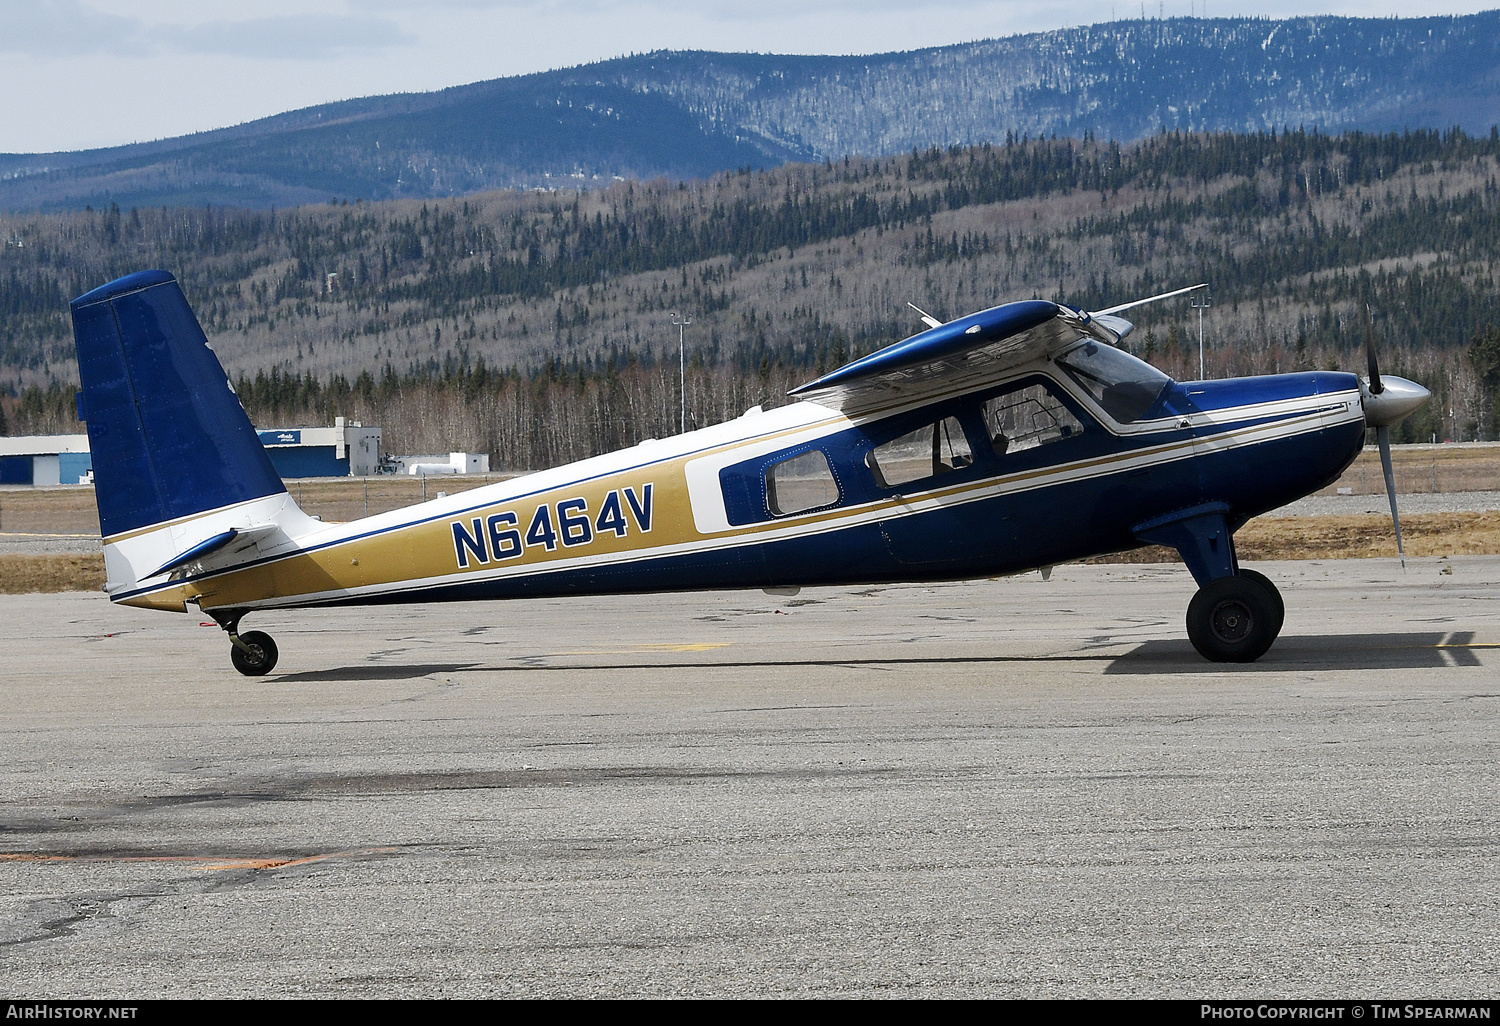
2 0 1495 154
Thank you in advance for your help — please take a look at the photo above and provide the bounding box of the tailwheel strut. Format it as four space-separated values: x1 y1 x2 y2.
211 609 279 676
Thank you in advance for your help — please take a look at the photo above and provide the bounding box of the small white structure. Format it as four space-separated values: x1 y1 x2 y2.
450 452 489 474
397 452 491 476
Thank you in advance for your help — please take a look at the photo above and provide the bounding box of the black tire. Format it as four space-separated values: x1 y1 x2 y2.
1186 576 1279 663
230 630 279 676
1235 568 1285 639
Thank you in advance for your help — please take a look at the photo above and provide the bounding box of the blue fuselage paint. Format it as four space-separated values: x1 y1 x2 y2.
323 370 1365 609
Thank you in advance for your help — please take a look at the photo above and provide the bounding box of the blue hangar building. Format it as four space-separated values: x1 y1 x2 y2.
0 418 382 484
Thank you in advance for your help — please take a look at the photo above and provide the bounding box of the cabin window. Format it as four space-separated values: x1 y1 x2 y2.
866 416 973 488
1055 341 1172 423
766 449 840 516
982 383 1085 455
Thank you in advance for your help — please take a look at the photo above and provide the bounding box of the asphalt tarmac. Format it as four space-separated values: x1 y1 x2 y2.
1 558 1496 998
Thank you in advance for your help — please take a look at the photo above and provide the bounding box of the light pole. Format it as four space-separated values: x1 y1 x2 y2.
668 311 692 434
1191 290 1212 379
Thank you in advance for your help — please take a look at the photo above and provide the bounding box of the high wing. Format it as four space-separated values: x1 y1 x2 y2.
788 300 1131 413
789 285 1204 414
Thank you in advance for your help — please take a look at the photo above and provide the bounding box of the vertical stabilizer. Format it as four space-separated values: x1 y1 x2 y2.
71 270 286 538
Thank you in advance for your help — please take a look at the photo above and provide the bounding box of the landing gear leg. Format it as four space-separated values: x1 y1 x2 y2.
211 609 279 676
1133 503 1283 663
1186 573 1281 663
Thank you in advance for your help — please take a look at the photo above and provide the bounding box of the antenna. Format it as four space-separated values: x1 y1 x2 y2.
1191 289 1213 379
668 311 693 434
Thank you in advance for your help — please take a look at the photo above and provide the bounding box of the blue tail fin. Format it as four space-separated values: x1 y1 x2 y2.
71 270 286 538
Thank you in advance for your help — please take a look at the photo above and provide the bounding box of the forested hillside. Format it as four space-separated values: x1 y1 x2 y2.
4 129 1500 464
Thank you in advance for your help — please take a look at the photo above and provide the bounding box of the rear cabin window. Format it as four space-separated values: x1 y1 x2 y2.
766 450 840 516
866 416 973 488
982 383 1085 456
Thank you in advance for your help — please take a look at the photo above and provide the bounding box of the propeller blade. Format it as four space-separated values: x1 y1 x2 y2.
1361 305 1416 568
1376 424 1406 569
1361 304 1386 394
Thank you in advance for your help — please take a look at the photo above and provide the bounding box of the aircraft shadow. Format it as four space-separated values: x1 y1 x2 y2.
272 663 483 683
268 633 1486 682
1103 631 1486 674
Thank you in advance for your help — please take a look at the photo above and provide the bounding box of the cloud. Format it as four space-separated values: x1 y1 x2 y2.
349 0 963 15
351 0 545 9
0 2 412 61
0 0 147 57
163 14 413 59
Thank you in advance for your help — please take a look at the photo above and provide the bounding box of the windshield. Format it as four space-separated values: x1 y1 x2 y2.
1055 341 1172 423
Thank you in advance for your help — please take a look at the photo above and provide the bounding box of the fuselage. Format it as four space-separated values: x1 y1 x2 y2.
107 362 1367 615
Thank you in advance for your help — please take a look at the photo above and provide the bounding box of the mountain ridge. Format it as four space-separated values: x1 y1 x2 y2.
4 13 1500 211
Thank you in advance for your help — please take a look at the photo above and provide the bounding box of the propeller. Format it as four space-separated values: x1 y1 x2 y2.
1359 309 1431 569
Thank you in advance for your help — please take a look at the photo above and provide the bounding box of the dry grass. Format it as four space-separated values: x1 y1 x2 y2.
0 487 101 535
1241 511 1500 559
0 554 105 594
1088 512 1500 565
5 468 1499 594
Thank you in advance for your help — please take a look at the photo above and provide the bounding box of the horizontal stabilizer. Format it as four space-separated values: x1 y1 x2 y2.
143 522 287 580
146 529 240 580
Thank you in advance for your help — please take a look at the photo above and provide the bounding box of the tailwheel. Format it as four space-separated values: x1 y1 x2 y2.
1186 573 1282 663
229 630 279 676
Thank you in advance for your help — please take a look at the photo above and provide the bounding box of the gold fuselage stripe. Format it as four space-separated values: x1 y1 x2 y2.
115 397 1358 612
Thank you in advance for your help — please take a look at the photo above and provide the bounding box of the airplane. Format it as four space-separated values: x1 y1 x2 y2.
68 269 1430 675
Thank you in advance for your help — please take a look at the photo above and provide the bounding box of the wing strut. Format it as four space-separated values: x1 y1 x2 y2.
1093 283 1208 317
906 302 943 329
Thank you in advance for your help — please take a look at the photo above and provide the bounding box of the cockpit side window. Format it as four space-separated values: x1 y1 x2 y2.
981 382 1085 456
865 416 973 488
1055 341 1173 423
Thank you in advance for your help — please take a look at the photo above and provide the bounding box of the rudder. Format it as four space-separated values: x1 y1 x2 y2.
71 269 286 538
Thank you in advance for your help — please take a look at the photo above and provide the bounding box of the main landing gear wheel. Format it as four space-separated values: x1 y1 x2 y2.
229 630 279 676
1186 573 1282 663
1233 568 1285 638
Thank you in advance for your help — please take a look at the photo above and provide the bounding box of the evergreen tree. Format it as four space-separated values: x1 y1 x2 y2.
1468 325 1500 440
